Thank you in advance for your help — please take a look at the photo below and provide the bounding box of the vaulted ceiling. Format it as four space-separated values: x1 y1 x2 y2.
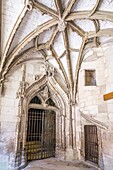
1 0 113 96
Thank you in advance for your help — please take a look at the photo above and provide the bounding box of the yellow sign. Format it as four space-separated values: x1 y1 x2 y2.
103 92 113 101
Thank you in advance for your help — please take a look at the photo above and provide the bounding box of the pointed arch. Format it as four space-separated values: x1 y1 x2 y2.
25 74 68 113
18 74 68 163
30 96 42 104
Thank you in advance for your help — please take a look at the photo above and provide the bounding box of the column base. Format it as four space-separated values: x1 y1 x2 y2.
64 147 79 160
9 150 27 170
56 147 65 160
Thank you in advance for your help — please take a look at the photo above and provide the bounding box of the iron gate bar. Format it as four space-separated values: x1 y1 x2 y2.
84 125 98 164
26 108 56 161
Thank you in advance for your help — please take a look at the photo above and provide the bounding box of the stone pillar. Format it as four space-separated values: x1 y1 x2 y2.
65 93 75 160
12 65 27 169
74 106 81 160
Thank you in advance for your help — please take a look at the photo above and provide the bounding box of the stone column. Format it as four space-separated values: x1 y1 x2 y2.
73 106 81 160
65 90 75 160
13 64 27 169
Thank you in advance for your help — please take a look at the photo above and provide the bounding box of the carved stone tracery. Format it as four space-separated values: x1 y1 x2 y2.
1 1 113 169
40 86 50 102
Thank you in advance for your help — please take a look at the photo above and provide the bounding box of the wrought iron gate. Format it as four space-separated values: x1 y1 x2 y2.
26 108 56 161
84 125 98 164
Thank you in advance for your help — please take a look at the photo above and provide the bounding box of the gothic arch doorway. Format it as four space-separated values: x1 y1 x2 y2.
26 96 56 161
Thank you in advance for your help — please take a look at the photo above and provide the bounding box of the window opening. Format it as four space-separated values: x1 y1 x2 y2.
85 70 96 86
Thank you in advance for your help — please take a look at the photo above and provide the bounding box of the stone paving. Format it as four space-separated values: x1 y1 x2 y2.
23 158 99 170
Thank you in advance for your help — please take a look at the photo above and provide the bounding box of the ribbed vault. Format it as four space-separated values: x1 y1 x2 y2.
1 0 113 99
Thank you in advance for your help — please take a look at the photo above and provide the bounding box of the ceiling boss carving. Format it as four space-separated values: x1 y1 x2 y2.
1 0 113 99
58 19 67 32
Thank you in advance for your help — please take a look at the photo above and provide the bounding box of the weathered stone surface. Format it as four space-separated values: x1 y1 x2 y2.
23 158 98 170
98 103 107 113
1 1 113 170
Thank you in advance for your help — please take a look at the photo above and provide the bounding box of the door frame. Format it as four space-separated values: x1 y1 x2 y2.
25 97 59 159
26 107 56 160
22 78 68 163
80 122 104 169
84 125 99 164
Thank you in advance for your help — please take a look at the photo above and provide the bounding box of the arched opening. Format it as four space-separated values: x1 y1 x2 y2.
25 96 56 161
46 98 55 106
30 96 42 104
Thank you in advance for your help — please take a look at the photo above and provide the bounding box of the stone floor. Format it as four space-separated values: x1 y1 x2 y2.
23 158 99 170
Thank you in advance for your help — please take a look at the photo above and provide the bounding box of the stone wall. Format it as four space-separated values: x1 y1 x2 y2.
101 43 113 170
1 0 113 170
78 43 113 170
0 68 21 169
0 61 45 168
0 59 69 169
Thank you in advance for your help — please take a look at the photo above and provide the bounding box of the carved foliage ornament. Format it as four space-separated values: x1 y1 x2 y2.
16 81 28 99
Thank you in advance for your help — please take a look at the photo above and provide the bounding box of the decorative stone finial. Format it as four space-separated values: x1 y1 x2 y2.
42 63 54 77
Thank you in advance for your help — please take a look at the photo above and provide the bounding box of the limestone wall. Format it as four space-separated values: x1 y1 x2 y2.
101 43 113 170
0 61 44 168
1 0 113 169
0 68 21 169
0 58 69 169
78 43 113 170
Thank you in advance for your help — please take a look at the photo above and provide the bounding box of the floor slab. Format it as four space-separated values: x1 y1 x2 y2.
23 158 99 170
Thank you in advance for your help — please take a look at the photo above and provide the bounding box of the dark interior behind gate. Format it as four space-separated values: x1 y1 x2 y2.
26 96 56 161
